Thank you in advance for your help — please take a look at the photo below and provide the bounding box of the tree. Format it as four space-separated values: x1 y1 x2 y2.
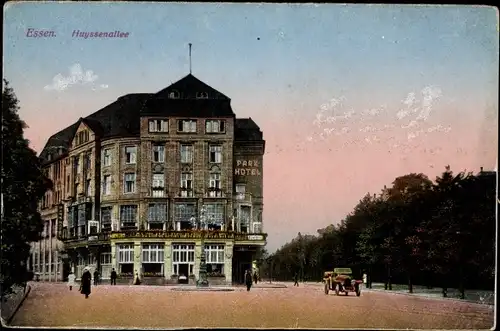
1 79 52 296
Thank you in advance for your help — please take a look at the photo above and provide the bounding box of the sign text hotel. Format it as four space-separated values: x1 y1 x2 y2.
234 160 261 176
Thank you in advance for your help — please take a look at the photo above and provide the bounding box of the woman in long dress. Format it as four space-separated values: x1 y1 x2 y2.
80 268 92 299
67 271 76 291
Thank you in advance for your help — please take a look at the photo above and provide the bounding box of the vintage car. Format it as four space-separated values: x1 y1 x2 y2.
323 268 362 296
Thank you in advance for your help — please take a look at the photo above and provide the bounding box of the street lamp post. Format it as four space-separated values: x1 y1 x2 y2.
197 206 209 287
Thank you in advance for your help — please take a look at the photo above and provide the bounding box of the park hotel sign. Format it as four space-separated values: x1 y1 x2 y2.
234 159 261 176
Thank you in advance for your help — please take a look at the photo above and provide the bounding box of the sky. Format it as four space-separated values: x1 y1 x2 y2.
4 3 499 252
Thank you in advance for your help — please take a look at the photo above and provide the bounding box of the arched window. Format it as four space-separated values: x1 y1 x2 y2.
168 90 180 99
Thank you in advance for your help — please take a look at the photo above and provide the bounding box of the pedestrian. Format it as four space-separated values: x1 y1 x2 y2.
362 273 368 288
253 271 258 284
110 268 117 285
245 269 253 291
93 269 100 286
80 268 92 299
67 271 76 291
293 273 299 287
133 271 141 285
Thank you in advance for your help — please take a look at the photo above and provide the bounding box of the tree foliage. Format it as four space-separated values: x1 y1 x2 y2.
262 167 496 294
1 79 52 295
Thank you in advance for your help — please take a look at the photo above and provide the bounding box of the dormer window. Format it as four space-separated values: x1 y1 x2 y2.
196 92 208 99
206 120 225 134
168 90 180 99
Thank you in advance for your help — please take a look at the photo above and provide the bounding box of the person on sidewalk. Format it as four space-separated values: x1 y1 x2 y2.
245 269 253 291
253 271 258 284
110 268 117 285
80 268 92 299
293 273 299 287
67 271 76 291
93 269 100 286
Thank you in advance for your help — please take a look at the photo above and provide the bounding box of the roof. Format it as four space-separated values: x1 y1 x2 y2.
154 74 230 100
141 98 234 117
235 118 263 141
39 76 262 165
39 93 151 163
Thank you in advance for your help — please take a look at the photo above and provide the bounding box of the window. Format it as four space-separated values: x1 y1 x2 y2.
174 204 196 229
124 173 136 194
151 173 164 197
74 156 81 174
204 204 225 229
100 252 112 265
88 220 99 234
209 145 222 163
103 149 112 167
149 119 168 133
205 244 225 274
253 222 262 233
180 145 193 163
51 219 56 237
75 130 89 146
125 146 137 164
83 153 92 171
172 244 195 276
148 203 167 226
54 162 61 180
236 184 246 199
142 244 165 276
120 205 137 227
206 120 225 133
85 179 91 196
240 206 251 233
152 144 165 163
101 207 112 231
102 175 111 196
168 90 180 99
178 120 197 133
118 244 134 263
209 173 221 189
180 173 193 190
196 92 209 99
180 173 193 197
142 244 164 263
209 173 222 197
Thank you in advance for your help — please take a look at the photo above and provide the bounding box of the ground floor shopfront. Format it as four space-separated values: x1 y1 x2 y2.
64 232 265 285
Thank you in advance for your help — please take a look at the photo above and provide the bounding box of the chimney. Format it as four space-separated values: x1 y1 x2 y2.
480 166 484 172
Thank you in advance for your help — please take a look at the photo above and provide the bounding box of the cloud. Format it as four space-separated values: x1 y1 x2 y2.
44 63 106 92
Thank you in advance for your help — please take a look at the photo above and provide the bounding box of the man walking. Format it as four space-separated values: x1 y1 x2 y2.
110 268 117 285
245 269 253 291
293 272 299 287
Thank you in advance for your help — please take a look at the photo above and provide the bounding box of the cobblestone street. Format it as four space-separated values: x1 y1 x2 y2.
10 282 494 329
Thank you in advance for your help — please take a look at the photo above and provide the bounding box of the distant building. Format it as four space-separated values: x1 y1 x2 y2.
30 74 266 285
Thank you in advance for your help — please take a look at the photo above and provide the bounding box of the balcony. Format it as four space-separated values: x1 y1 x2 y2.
206 188 224 198
108 229 267 243
234 192 252 202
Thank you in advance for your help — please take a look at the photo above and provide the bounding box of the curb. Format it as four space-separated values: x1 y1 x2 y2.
1 284 32 326
365 288 494 306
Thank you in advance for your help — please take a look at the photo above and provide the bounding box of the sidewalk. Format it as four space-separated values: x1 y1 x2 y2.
366 283 495 305
1 284 31 325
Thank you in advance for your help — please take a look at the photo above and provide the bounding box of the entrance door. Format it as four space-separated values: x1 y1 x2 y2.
178 264 189 284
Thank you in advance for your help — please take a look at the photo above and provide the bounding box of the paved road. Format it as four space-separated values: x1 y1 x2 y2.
10 282 494 329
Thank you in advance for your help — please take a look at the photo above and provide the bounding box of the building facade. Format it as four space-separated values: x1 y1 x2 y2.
30 74 266 285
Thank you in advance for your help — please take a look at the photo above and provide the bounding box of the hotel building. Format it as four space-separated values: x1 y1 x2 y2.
29 74 266 285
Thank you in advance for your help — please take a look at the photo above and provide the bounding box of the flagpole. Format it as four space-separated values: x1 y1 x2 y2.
189 43 192 74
